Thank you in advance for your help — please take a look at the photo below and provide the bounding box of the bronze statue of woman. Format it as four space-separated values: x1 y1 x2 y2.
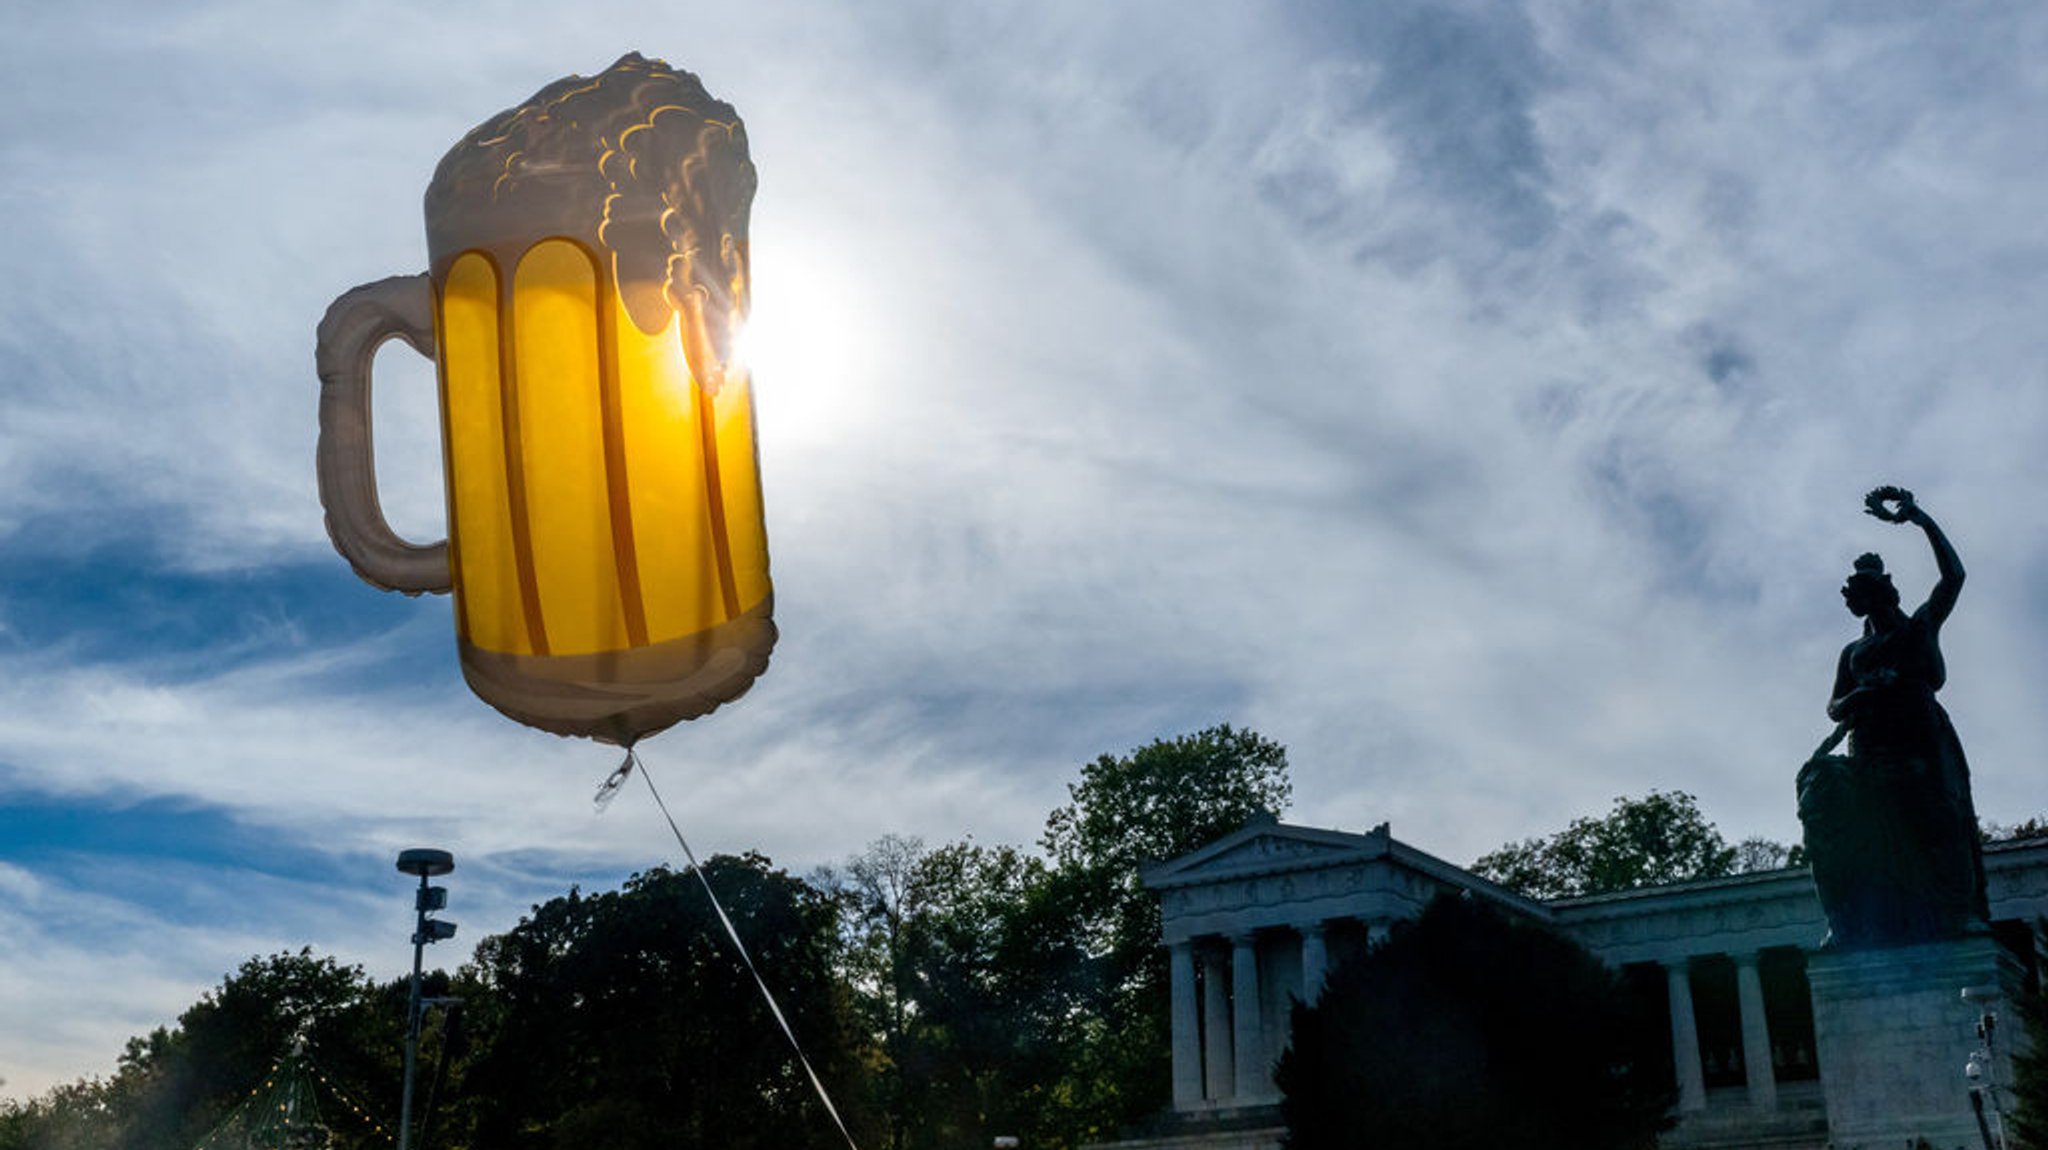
1798 486 1989 947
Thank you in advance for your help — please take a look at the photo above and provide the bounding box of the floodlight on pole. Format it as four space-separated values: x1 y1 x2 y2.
396 848 456 1150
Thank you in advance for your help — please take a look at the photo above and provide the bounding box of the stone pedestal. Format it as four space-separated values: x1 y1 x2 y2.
1806 935 2024 1150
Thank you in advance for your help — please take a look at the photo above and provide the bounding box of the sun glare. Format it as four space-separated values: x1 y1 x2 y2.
739 232 877 446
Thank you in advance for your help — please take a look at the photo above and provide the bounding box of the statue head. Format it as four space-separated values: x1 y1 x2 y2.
1842 552 1900 617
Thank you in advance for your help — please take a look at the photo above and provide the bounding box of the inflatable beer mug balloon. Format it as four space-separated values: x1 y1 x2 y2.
315 54 774 745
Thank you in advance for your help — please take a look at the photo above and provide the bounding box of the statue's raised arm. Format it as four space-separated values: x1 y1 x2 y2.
1864 485 1963 626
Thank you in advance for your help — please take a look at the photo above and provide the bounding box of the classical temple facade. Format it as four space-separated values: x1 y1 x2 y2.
1116 816 2048 1150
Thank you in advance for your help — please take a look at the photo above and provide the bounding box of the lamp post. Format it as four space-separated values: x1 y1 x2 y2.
396 848 456 1150
1962 985 2008 1150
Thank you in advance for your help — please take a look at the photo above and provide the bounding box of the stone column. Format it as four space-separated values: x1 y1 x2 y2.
1734 951 1777 1111
1169 941 1202 1108
1298 921 1329 1004
1201 944 1233 1101
1665 960 1708 1113
1231 932 1265 1100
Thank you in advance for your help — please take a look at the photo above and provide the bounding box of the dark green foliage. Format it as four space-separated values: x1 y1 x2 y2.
1472 790 1741 898
133 949 399 1150
0 1078 123 1150
831 837 1075 1150
1984 818 2048 843
0 857 875 1150
2011 918 2048 1150
6 725 1295 1150
1040 723 1291 1031
0 950 396 1150
1037 724 1290 1144
1275 895 1673 1150
459 854 874 1150
828 724 1292 1150
1044 723 1292 886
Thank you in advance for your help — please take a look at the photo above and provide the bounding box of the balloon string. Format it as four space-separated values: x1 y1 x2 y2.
609 747 863 1150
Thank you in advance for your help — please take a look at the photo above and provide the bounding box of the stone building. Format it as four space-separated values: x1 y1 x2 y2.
1116 815 2048 1150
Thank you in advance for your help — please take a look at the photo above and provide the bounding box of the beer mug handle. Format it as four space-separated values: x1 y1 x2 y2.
315 273 453 595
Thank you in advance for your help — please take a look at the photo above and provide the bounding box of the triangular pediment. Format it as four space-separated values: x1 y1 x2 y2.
1143 819 1391 889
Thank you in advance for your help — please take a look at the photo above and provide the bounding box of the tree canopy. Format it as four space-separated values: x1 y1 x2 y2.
1038 724 1291 1140
827 836 1066 1150
460 855 872 1150
822 723 1294 1150
0 949 398 1150
3 724 1298 1150
1043 723 1292 882
1471 790 1776 899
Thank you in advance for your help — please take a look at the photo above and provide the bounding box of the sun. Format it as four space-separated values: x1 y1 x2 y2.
734 228 879 448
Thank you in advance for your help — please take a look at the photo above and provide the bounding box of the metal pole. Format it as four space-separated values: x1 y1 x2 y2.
395 848 452 1150
400 866 428 1150
1982 1012 2010 1150
1971 1089 1994 1150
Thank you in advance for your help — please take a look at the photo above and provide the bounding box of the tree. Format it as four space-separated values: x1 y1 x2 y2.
0 950 397 1150
834 724 1296 1150
1733 835 1806 873
1275 894 1673 1150
1044 724 1292 882
134 949 398 1150
1042 723 1290 982
458 855 876 1150
829 837 1078 1150
831 832 927 1149
1471 790 1741 899
1035 724 1292 1144
101 951 393 1150
0 1078 121 1150
1983 817 2048 843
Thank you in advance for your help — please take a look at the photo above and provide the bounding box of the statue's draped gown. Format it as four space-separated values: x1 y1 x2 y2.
1799 609 1988 945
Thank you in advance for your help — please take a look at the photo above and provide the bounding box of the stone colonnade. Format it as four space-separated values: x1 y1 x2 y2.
1659 948 1815 1113
1168 918 1390 1108
1169 928 1816 1113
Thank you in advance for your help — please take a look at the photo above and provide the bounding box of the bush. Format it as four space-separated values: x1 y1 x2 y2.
1276 894 1673 1150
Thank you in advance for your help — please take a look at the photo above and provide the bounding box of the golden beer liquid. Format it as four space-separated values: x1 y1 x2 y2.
435 238 770 662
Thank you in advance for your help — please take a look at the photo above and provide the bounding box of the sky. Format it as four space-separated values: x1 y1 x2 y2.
3 0 2047 1100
